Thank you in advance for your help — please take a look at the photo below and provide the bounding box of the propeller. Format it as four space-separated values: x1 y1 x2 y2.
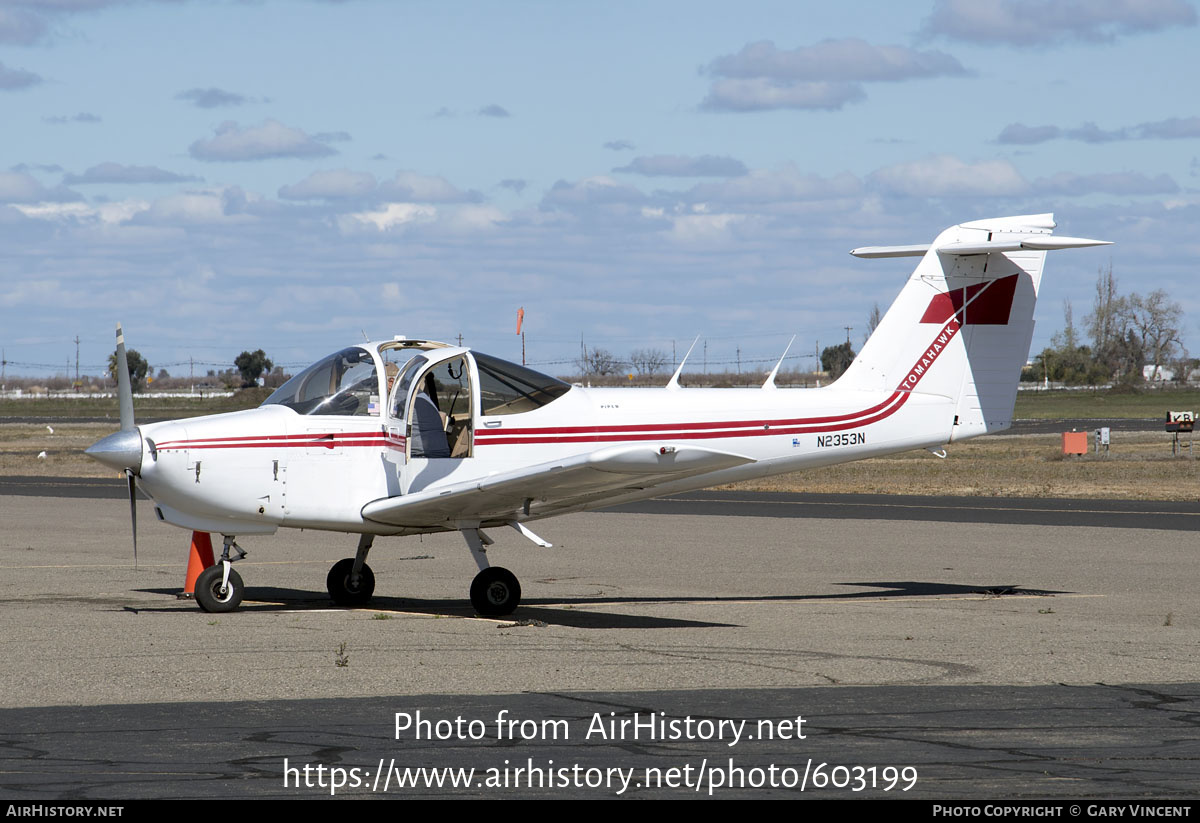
84 323 143 567
115 322 134 433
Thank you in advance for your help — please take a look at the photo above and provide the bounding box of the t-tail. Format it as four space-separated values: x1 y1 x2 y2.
838 214 1110 440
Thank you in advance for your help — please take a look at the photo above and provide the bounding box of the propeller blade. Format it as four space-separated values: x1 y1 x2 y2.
126 469 138 569
115 323 135 432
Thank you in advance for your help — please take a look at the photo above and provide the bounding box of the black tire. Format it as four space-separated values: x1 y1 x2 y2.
470 567 521 616
195 565 244 613
327 557 376 606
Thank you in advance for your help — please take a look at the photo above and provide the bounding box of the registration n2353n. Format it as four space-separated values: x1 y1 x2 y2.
816 432 865 448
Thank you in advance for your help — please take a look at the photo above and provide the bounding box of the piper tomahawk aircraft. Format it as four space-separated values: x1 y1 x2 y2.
87 214 1108 616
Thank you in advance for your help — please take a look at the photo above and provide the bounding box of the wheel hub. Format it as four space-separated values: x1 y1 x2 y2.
486 582 509 604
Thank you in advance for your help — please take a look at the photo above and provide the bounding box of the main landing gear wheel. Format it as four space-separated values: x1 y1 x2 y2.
195 565 244 613
327 557 376 606
470 567 521 617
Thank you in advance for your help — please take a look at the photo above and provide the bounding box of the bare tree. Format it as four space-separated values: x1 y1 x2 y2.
629 348 668 376
863 302 882 344
1085 264 1121 369
576 347 622 377
1122 289 1183 381
1062 299 1078 349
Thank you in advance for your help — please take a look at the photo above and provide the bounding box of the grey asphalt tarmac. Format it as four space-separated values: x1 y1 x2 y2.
1 485 1197 800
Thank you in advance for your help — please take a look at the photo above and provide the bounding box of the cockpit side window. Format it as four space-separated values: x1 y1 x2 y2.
474 352 571 416
390 355 427 419
262 347 379 416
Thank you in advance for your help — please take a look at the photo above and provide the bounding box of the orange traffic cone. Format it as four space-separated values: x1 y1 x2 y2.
181 531 216 598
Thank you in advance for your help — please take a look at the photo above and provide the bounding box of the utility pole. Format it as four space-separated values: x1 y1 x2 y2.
844 326 852 344
190 357 194 395
703 339 707 374
456 333 464 346
736 346 741 374
74 335 80 387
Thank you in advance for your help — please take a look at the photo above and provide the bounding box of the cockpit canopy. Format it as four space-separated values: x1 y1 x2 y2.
261 342 571 418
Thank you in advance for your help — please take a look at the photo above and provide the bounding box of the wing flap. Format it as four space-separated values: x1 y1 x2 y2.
361 445 754 528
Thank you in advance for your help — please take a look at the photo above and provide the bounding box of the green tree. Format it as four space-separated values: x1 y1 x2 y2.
821 342 855 380
234 349 274 388
107 349 150 393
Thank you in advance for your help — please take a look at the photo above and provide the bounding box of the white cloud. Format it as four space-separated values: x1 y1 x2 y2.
869 155 1029 197
702 39 967 112
378 171 481 203
175 87 251 108
339 203 438 232
1034 171 1179 196
0 171 81 203
188 120 338 162
440 204 508 234
997 116 1200 145
64 163 200 185
614 154 748 177
135 188 257 225
478 104 511 118
0 8 48 46
667 212 745 245
923 0 1196 46
278 169 377 200
11 200 150 224
0 60 41 91
1135 116 1200 139
709 39 968 82
997 123 1062 144
540 176 646 209
684 166 862 205
43 112 102 125
703 78 864 112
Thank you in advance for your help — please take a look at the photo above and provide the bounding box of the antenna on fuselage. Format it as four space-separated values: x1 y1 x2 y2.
666 336 699 391
762 335 796 390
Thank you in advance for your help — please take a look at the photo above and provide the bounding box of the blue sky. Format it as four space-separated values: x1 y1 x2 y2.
2 0 1197 379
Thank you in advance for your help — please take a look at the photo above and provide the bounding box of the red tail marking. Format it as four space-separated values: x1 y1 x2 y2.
920 274 1018 325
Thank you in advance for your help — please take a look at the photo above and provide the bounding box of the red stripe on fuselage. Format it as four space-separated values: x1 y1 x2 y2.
152 318 960 452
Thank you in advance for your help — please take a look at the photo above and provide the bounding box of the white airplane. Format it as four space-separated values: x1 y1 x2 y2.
86 213 1109 616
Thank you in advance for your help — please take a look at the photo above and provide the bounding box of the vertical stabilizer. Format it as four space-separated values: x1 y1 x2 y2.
839 214 1109 439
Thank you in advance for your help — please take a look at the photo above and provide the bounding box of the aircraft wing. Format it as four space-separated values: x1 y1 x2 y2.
360 445 755 528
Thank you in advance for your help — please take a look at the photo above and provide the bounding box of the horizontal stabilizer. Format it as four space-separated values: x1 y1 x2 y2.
939 235 1112 255
849 244 929 259
362 445 754 528
852 235 1110 259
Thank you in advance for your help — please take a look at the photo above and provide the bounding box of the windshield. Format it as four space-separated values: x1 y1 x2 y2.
262 347 380 416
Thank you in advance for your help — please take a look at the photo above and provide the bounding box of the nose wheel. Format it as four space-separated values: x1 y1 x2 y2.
195 565 244 613
470 567 521 616
194 535 247 613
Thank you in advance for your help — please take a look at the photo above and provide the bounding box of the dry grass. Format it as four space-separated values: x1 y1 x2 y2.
3 423 1199 501
727 432 1200 500
0 423 120 478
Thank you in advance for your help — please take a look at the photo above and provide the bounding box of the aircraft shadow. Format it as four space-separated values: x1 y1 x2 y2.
138 580 1067 629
